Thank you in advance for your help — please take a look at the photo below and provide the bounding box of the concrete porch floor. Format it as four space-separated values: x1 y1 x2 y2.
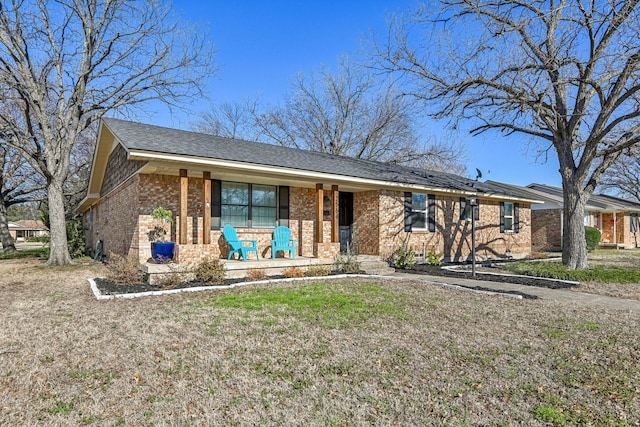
144 254 389 281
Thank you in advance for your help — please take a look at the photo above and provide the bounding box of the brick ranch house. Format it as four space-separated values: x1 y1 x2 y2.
8 220 49 241
77 118 541 265
488 181 640 250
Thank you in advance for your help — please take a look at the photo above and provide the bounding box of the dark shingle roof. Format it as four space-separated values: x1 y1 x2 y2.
528 183 640 211
102 117 533 200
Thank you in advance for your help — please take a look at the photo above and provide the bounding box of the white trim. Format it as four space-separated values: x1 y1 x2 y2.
129 150 540 203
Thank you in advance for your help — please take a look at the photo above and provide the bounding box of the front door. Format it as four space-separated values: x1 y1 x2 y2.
339 192 354 253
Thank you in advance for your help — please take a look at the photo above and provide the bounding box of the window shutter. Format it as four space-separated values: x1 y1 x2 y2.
499 202 505 233
404 192 412 232
279 186 290 226
428 194 436 232
211 179 221 229
514 203 520 233
460 197 467 221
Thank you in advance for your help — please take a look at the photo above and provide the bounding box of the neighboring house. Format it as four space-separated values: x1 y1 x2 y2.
487 182 640 250
77 118 540 264
8 220 49 241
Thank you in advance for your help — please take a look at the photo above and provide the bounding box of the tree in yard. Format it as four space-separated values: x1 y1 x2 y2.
599 146 640 202
0 0 216 265
371 0 640 269
0 144 46 253
254 58 467 173
192 98 261 141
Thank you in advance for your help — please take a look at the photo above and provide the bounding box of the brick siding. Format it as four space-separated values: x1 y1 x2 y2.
531 209 562 251
86 171 532 264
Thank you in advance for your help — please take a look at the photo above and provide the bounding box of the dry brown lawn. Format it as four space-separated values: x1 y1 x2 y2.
1 258 639 426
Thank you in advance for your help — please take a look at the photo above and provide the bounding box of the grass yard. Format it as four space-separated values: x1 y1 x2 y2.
500 250 640 300
0 259 639 426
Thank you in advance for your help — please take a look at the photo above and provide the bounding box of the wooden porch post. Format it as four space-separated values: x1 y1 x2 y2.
316 183 323 243
203 172 211 244
179 169 188 244
331 185 339 243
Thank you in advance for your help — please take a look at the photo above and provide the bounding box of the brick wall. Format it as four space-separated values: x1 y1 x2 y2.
377 191 532 262
531 209 561 250
85 174 140 258
353 190 379 255
87 170 532 264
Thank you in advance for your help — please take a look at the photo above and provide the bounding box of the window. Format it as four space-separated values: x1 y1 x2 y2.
411 193 427 229
221 182 249 227
404 192 435 232
460 197 480 221
251 184 277 227
500 202 520 233
215 181 280 229
584 213 591 226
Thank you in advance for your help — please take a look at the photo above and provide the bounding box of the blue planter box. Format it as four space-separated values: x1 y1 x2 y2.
151 241 175 263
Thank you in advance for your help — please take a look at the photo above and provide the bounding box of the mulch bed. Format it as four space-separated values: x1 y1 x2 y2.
93 277 249 295
412 263 578 289
93 271 364 296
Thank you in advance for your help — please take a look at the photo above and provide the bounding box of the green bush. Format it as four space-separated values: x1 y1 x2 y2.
584 226 601 252
426 249 442 266
25 235 50 243
66 219 86 258
388 244 416 270
194 259 226 285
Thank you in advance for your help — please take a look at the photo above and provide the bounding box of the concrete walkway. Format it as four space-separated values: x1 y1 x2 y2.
390 271 640 312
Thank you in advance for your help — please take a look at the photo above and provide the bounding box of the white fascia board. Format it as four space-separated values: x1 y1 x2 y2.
129 150 471 195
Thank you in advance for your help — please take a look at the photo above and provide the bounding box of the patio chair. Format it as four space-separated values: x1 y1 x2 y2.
271 226 296 259
223 225 259 261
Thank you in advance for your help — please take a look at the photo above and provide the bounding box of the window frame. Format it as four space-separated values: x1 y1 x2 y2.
213 180 284 229
404 192 435 232
500 201 519 233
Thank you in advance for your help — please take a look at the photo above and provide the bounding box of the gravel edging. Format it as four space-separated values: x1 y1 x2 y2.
88 274 524 300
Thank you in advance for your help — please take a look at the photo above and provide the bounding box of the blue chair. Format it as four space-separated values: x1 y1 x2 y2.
223 225 259 261
271 226 296 259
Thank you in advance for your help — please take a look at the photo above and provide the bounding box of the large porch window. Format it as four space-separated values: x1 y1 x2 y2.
213 181 281 229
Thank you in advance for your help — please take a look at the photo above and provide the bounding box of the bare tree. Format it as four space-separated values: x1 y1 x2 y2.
0 144 46 253
371 0 640 269
255 58 467 171
0 0 216 265
600 146 640 202
192 98 261 140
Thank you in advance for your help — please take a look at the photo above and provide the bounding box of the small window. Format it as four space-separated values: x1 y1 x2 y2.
404 192 435 232
460 197 480 221
411 193 427 229
500 202 519 233
504 202 514 231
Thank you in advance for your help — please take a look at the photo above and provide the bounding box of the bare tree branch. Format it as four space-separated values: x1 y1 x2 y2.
0 0 217 265
369 0 640 269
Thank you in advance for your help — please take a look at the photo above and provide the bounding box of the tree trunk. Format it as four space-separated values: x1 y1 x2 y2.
0 200 16 253
562 181 589 270
46 178 72 265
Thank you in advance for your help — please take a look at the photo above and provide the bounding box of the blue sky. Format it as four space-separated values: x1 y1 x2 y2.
143 0 561 187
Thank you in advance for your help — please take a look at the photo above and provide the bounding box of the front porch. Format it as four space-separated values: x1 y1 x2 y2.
144 255 393 284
